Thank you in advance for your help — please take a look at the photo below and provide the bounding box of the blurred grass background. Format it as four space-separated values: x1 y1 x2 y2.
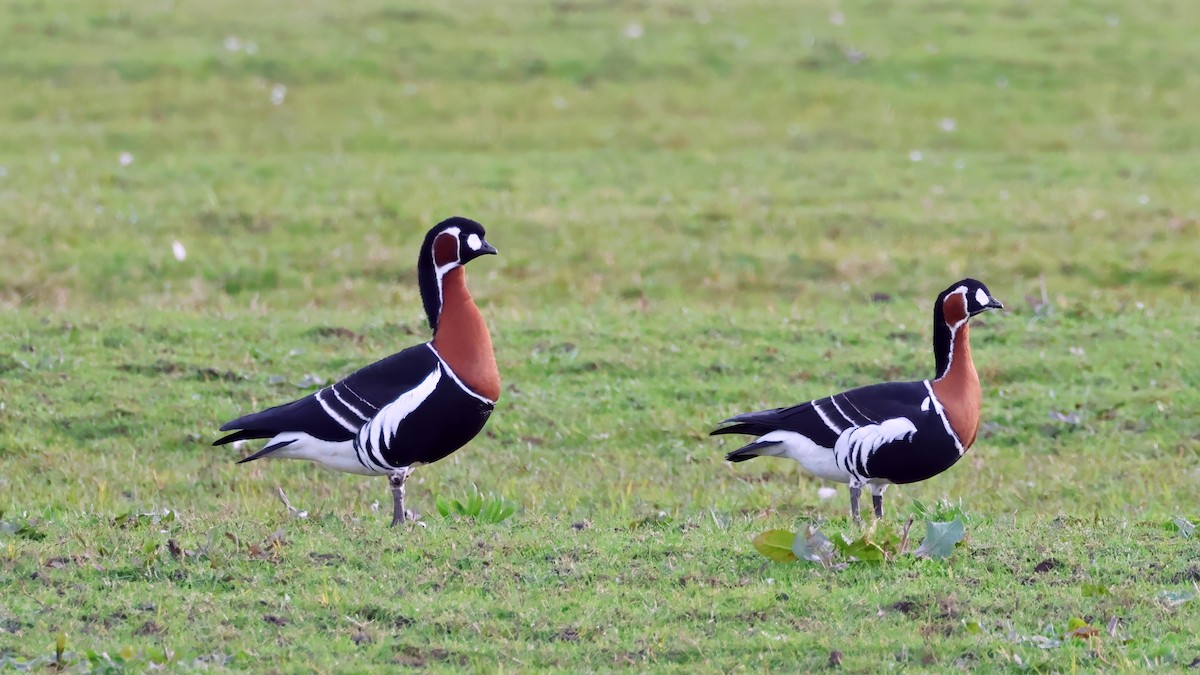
0 1 1198 668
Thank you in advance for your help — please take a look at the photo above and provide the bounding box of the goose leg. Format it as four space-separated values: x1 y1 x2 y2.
872 484 887 520
389 466 416 527
848 485 862 524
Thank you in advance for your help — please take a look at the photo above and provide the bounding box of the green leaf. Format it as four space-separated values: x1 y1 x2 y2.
1081 583 1110 597
753 530 799 563
1065 616 1099 639
835 535 886 563
913 519 966 559
964 620 983 634
1157 590 1195 606
435 496 452 518
13 522 46 541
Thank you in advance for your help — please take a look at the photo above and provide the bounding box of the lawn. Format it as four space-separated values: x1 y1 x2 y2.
1 0 1198 671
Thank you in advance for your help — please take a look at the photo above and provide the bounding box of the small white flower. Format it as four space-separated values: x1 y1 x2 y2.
232 440 246 451
829 11 845 26
695 10 710 24
244 41 258 55
1092 209 1106 220
0 166 6 178
119 152 134 166
1137 194 1149 205
939 117 957 132
995 76 1009 88
1106 15 1119 26
223 35 242 52
817 487 838 501
270 84 287 105
953 159 967 170
998 190 1009 200
172 241 187 261
552 95 568 110
623 22 643 39
908 150 923 162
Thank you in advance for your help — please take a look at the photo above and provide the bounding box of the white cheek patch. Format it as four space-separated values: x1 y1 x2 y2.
466 233 482 251
975 288 989 307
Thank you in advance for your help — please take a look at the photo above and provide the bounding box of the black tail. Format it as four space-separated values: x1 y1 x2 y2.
710 422 777 438
235 439 297 464
212 428 272 447
724 440 781 463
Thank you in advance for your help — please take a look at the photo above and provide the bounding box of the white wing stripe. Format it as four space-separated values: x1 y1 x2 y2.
340 382 379 411
315 389 358 433
839 394 878 424
827 396 857 427
811 399 844 434
332 386 370 422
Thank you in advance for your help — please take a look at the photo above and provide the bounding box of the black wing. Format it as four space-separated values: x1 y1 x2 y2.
712 380 930 448
214 343 442 445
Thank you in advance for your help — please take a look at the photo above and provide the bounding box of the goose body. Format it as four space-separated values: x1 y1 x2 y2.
215 217 500 525
712 279 1003 521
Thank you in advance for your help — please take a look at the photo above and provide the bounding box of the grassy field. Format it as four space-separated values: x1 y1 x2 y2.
2 0 1199 670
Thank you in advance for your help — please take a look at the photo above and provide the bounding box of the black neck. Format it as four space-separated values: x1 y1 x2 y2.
417 237 442 334
932 300 953 379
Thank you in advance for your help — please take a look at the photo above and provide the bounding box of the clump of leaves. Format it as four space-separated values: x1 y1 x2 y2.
0 511 47 541
911 498 974 524
435 486 518 524
629 511 674 529
1166 516 1195 539
752 517 967 566
114 508 176 529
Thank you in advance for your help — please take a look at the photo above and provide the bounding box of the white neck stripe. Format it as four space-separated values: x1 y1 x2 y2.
923 380 965 454
425 344 495 405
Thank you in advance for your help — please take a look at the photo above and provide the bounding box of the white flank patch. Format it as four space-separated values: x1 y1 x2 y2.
263 432 378 475
975 287 989 306
466 233 482 251
760 430 852 483
360 367 441 452
836 418 917 461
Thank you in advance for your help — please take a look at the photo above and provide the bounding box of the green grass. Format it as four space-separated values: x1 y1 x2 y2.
2 0 1199 670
